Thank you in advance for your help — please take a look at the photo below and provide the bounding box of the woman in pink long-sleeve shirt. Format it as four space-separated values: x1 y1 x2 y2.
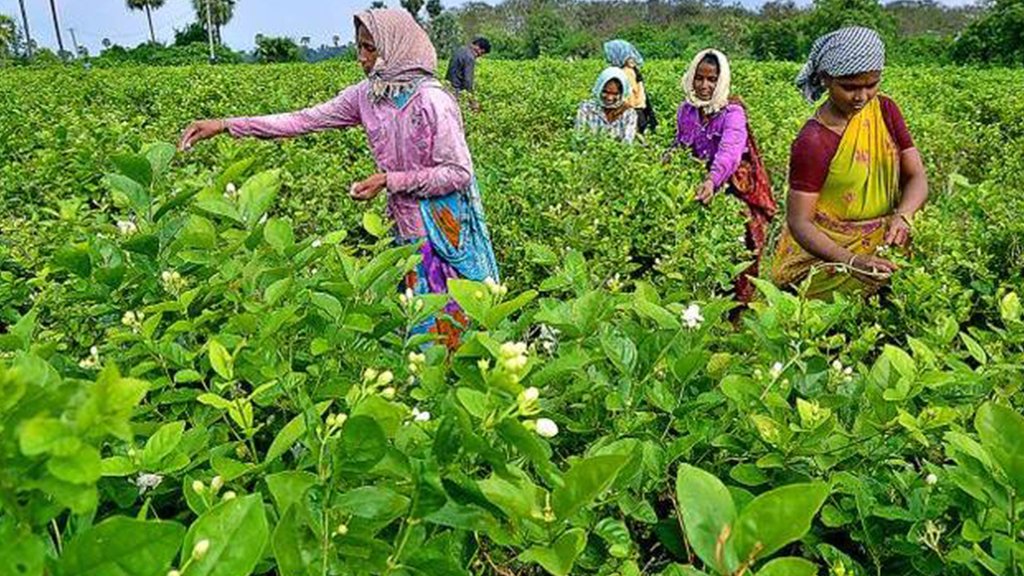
179 9 498 349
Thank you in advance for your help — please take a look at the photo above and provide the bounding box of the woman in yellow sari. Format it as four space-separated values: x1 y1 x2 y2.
772 27 929 299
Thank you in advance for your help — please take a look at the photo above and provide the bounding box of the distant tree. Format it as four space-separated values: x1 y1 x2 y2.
426 0 443 19
102 37 112 48
428 11 462 57
332 34 341 47
126 0 166 44
191 0 236 45
0 15 16 60
803 0 897 43
255 35 301 63
401 0 425 20
371 0 386 8
952 0 1024 65
523 7 567 57
174 22 207 46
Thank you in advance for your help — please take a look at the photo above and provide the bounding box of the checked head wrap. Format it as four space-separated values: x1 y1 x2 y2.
795 26 885 103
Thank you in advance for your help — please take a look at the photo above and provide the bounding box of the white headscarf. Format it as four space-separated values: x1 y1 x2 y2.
681 49 732 115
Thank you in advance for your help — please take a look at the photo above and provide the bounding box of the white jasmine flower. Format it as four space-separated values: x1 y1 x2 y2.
312 239 323 248
770 362 784 378
535 418 559 438
116 220 138 236
412 408 431 422
192 539 210 560
682 304 704 329
134 473 164 495
925 473 938 486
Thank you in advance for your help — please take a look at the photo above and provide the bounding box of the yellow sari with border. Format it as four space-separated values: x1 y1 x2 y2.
772 97 901 299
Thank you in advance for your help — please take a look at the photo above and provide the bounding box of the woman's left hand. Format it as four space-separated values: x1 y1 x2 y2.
885 214 912 247
350 173 387 201
695 179 716 205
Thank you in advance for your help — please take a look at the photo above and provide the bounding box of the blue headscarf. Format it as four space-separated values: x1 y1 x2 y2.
604 39 644 68
592 67 632 109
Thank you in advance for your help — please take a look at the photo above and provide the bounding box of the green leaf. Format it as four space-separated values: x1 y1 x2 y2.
264 218 294 255
76 365 148 441
0 522 45 576
142 142 176 178
518 528 587 576
207 340 233 381
335 487 409 520
265 471 319 514
630 299 681 330
264 278 293 306
238 170 281 227
731 483 829 565
123 234 160 259
1000 292 1021 324
271 505 321 576
18 417 72 456
675 464 738 574
600 330 637 376
311 292 343 320
265 401 331 464
976 402 1024 494
447 279 491 325
334 415 387 474
54 245 92 278
105 173 150 215
960 332 988 365
47 446 102 485
181 216 217 250
182 494 269 576
141 421 185 470
362 211 389 238
112 153 153 187
56 517 184 576
484 290 538 329
755 557 818 576
552 454 629 520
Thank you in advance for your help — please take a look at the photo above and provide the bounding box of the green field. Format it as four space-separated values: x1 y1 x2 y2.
2 60 1024 576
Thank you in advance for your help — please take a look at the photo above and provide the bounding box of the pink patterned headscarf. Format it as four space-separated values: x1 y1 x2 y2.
354 9 437 101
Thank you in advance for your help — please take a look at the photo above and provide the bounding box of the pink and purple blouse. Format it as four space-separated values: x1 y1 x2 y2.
226 79 473 239
673 102 748 189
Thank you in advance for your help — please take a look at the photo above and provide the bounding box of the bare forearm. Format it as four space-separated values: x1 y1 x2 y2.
896 173 928 216
790 218 856 265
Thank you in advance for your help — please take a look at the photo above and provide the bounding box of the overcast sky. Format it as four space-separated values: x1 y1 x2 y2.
1 0 976 55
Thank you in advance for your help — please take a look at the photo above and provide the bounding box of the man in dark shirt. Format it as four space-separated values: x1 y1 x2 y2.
446 37 491 112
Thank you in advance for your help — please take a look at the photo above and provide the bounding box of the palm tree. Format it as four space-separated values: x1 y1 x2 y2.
126 0 166 44
191 0 237 46
47 0 65 55
0 15 16 59
332 34 340 48
17 0 32 57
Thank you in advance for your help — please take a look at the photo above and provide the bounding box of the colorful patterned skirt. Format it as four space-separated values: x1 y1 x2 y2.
400 180 499 349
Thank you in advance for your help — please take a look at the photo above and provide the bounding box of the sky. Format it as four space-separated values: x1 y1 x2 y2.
1 0 975 55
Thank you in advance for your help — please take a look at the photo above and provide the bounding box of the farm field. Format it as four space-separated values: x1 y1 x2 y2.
2 59 1024 576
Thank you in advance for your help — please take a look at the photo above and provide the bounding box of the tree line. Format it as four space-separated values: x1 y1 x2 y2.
2 0 1022 67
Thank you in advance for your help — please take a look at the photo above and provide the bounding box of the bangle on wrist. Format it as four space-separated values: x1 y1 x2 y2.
847 254 858 268
894 210 914 226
